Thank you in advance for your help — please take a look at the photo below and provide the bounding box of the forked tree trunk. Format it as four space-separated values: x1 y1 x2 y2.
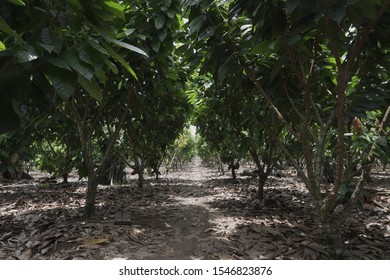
249 148 269 201
228 160 239 180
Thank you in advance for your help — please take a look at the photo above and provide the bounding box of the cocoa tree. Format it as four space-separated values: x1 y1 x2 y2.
183 0 390 258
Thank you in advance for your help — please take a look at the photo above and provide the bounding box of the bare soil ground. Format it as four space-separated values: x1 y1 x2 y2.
1 157 389 259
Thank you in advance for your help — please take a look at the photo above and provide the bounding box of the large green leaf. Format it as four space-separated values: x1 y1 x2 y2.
166 9 175 19
0 16 23 42
198 26 215 41
77 43 104 69
14 46 38 63
102 0 125 20
108 39 149 57
77 74 102 102
46 56 71 71
40 28 62 54
188 14 207 36
5 0 25 6
329 2 347 24
38 43 56 54
0 41 6 51
151 38 161 53
287 33 301 45
104 59 118 75
62 50 94 81
44 65 77 99
158 30 167 42
101 41 137 79
155 13 166 30
88 40 108 55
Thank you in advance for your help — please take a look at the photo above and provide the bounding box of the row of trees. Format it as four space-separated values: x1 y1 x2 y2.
0 0 194 217
1 0 390 258
182 0 390 258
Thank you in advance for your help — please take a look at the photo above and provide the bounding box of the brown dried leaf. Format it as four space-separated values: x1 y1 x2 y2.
19 249 32 260
384 225 390 237
83 238 109 246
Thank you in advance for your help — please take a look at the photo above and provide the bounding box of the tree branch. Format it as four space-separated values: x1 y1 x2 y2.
246 66 298 138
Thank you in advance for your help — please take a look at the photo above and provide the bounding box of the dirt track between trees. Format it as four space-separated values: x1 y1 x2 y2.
1 157 390 259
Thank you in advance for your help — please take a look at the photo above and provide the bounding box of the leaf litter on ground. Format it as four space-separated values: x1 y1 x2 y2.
0 159 389 259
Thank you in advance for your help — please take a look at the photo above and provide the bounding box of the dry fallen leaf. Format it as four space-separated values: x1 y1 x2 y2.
19 249 32 260
84 238 109 245
384 225 390 238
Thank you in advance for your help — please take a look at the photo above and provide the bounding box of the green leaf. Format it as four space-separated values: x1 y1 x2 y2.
6 0 25 6
45 57 71 70
287 33 301 45
44 65 77 99
0 16 23 42
104 59 118 75
188 14 207 36
38 43 56 54
250 41 270 54
125 28 136 36
286 0 302 15
158 30 167 42
102 0 125 20
136 33 147 41
95 69 108 84
151 38 161 53
69 0 83 10
198 26 215 41
0 41 6 51
77 43 104 69
108 39 148 57
40 28 62 53
101 41 137 80
14 46 38 63
118 28 136 38
166 9 175 19
88 40 108 55
62 50 94 81
155 13 166 30
77 74 102 102
329 2 347 24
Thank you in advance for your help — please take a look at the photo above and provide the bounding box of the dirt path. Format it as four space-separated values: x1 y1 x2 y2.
1 159 389 259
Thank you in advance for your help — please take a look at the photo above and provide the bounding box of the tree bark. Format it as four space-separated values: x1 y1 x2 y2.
231 165 236 180
322 222 344 259
85 174 98 218
133 155 144 188
249 148 266 200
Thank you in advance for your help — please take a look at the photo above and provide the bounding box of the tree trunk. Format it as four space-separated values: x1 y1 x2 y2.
257 174 267 201
85 174 98 218
231 166 236 180
134 155 144 188
218 158 225 175
322 222 344 259
249 148 267 201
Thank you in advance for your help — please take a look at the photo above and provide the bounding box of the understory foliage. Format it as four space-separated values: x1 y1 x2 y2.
1 0 390 259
